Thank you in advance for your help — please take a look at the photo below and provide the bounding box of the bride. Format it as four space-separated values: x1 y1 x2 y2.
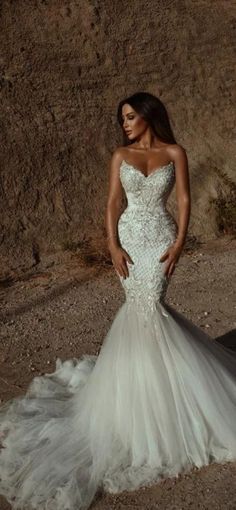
0 91 236 510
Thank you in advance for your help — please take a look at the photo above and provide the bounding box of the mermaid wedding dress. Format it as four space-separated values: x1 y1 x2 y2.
0 158 236 510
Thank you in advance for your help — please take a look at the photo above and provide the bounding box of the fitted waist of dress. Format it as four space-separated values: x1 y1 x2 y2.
122 204 169 219
119 206 178 235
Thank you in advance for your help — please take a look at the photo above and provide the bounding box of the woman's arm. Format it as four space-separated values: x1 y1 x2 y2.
105 149 134 278
173 146 191 248
105 149 123 250
159 146 191 277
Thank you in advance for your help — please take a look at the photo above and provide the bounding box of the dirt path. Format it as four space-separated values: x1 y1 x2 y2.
0 236 236 509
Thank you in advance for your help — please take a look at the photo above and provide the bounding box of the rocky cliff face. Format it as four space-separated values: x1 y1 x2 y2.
0 0 235 277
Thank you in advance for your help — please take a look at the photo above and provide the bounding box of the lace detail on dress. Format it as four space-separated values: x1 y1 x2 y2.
117 160 177 316
122 261 169 320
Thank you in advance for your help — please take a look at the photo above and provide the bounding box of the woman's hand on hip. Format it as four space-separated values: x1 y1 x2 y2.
159 242 183 278
110 246 134 279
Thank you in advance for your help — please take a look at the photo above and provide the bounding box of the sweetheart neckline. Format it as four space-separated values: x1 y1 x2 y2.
120 159 174 179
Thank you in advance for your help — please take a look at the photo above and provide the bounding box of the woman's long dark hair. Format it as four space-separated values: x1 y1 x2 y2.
117 91 177 146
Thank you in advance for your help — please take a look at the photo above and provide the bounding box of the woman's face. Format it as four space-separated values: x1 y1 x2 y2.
121 104 148 141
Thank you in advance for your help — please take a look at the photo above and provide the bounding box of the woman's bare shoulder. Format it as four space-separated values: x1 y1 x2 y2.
168 143 187 157
168 144 189 171
110 146 129 163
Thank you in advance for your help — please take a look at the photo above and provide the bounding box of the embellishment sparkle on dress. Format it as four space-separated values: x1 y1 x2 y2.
118 159 177 317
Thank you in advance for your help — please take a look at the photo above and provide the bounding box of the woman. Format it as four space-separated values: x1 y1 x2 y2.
0 91 236 510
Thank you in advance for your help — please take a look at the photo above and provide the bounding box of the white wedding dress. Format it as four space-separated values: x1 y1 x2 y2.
0 158 236 510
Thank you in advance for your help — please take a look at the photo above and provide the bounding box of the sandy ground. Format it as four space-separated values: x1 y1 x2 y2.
0 236 236 510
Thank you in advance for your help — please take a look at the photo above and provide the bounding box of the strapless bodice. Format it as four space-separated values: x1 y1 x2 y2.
117 159 178 312
119 159 176 217
118 159 177 232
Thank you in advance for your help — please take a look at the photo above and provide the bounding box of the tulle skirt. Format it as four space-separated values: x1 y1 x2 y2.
0 299 236 509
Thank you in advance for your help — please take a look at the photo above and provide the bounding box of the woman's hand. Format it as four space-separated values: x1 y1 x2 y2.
109 246 134 279
159 242 183 278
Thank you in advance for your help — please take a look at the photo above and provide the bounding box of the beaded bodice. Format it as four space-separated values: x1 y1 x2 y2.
117 159 177 319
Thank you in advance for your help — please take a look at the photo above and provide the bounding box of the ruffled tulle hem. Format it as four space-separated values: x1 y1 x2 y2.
0 300 236 509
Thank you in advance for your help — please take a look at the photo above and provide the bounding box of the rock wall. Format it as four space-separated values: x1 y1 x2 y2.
0 0 235 276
